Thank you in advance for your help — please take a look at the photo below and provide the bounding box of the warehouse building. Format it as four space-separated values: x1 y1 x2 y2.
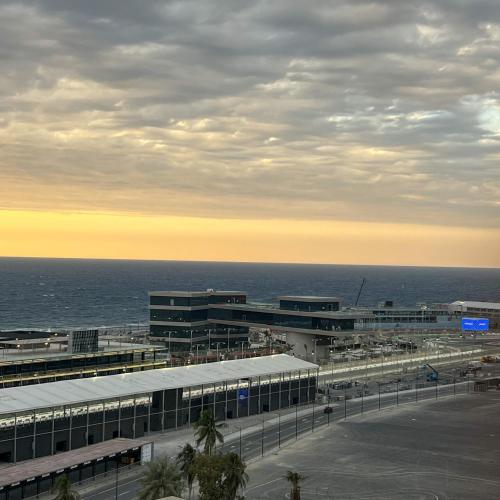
0 354 317 464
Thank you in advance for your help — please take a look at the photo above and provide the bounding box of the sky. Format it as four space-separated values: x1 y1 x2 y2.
0 0 499 267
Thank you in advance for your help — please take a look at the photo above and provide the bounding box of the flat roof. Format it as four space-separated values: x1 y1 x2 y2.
0 343 159 365
0 354 317 414
278 296 340 302
451 301 500 311
0 438 151 487
0 338 67 345
149 290 246 297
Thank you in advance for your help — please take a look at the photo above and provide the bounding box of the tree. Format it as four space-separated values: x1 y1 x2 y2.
194 409 224 455
52 475 81 500
177 443 197 500
285 471 306 500
138 456 184 500
223 452 248 500
192 453 226 500
192 452 248 500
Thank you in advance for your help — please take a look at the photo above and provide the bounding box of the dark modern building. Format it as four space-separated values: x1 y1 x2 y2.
0 354 317 464
149 289 465 356
148 291 357 352
149 290 250 352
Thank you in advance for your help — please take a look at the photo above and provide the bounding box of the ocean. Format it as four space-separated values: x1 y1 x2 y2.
0 257 499 330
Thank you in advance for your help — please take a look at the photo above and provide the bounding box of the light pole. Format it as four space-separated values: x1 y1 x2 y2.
312 338 318 364
216 342 224 361
261 419 264 457
295 404 298 440
278 410 281 448
239 341 246 359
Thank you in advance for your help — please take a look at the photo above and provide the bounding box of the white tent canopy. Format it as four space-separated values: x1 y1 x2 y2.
0 354 317 414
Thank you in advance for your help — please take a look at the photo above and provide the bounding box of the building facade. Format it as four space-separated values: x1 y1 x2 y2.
149 290 463 354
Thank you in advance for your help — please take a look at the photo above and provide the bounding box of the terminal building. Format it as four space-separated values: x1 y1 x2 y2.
0 354 317 464
149 290 463 355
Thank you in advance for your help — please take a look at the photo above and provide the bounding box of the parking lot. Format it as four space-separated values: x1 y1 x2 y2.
245 391 500 499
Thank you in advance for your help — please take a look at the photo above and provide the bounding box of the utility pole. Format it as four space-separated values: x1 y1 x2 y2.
261 419 264 457
278 411 281 448
344 386 347 419
295 404 298 440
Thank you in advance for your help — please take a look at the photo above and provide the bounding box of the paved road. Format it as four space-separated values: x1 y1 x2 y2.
81 380 472 500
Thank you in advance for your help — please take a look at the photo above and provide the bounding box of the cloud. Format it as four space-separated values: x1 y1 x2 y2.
0 0 499 229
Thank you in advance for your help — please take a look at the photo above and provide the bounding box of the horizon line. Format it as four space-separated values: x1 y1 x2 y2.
1 254 499 271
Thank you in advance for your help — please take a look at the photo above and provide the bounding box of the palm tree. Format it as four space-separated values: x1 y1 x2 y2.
285 471 305 500
177 443 197 499
138 456 184 500
52 475 81 500
194 409 224 455
223 452 248 500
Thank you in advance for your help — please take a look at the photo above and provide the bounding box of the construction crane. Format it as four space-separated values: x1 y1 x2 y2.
354 278 367 306
421 363 439 382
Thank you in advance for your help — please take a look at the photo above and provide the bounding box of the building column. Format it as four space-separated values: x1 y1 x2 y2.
224 381 228 421
32 410 37 459
102 403 106 443
175 390 179 429
213 383 216 418
307 369 311 402
118 398 122 438
148 395 152 434
69 406 73 451
279 372 282 410
298 370 302 405
50 409 55 456
236 380 240 418
268 375 272 411
161 390 165 432
13 413 17 464
258 376 261 413
132 397 137 438
85 404 90 446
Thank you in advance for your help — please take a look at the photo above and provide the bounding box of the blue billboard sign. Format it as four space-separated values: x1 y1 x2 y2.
237 388 248 402
461 317 489 331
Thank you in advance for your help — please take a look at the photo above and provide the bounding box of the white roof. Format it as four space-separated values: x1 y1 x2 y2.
451 301 500 311
0 355 317 414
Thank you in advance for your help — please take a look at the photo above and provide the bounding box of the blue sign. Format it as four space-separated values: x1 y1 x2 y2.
461 317 489 331
237 388 248 401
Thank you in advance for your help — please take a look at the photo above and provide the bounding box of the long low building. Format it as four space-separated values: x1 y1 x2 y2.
0 354 318 464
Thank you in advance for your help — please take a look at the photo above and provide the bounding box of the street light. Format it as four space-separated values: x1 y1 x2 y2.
215 342 224 361
239 341 246 359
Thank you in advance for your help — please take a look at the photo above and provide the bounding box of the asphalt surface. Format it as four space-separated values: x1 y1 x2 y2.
78 379 474 500
245 392 500 500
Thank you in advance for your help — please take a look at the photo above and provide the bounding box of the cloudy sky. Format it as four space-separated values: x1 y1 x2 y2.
1 0 499 266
